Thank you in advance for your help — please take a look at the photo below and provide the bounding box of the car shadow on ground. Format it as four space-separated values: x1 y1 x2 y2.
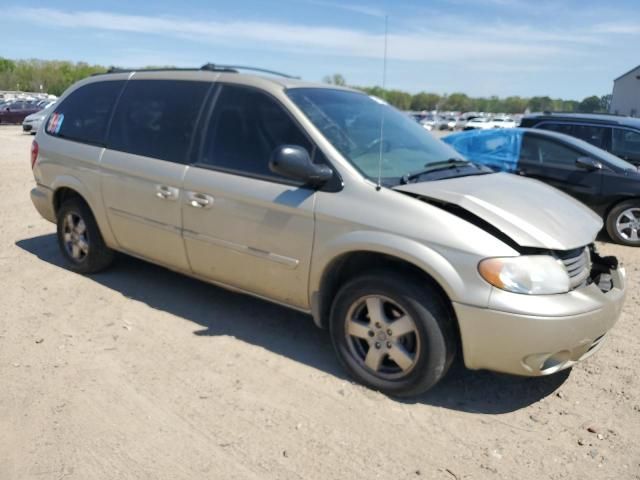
16 233 569 414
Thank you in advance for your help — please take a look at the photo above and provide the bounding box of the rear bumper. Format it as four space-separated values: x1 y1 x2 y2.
454 266 626 376
30 185 56 223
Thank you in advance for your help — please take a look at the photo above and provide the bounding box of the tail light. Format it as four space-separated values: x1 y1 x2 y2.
31 140 39 170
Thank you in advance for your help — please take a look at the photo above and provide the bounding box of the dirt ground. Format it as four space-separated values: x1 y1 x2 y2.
1 125 639 480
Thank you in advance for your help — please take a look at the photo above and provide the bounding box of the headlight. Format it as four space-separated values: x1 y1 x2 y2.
478 255 570 295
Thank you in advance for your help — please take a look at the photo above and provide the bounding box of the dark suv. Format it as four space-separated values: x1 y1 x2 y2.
520 113 640 166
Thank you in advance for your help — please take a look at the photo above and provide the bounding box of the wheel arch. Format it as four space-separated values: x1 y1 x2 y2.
51 176 95 215
50 176 118 249
309 233 467 330
604 196 640 220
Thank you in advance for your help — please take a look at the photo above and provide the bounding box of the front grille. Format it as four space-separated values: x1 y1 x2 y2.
558 247 591 290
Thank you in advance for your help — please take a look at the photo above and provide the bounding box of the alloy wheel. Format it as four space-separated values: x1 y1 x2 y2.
62 212 89 262
616 207 640 242
344 295 421 380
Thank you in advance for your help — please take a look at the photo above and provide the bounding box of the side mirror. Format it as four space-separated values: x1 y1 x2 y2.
576 156 602 171
269 145 333 186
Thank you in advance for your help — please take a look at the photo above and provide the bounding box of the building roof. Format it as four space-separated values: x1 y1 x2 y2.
614 64 640 82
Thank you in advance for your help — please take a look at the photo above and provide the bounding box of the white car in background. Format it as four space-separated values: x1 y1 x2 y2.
491 116 517 129
22 101 56 134
463 117 493 130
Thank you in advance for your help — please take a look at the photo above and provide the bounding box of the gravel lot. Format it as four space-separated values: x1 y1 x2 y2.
1 125 639 479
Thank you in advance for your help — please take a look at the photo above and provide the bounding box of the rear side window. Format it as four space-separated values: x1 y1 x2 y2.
108 80 210 164
570 125 611 149
539 122 611 149
46 81 124 145
538 122 574 136
198 84 312 180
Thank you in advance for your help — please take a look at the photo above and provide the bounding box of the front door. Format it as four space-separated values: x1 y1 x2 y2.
101 78 211 270
518 132 603 207
182 84 318 308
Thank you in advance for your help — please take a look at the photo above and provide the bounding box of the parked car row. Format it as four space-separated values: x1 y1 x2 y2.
0 97 56 125
28 67 625 397
463 116 517 130
410 112 518 131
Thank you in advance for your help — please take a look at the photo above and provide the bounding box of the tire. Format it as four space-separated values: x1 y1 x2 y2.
605 200 640 247
329 272 456 397
56 198 115 273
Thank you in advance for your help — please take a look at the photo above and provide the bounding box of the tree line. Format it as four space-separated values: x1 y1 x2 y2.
0 58 106 96
323 73 611 114
0 59 612 114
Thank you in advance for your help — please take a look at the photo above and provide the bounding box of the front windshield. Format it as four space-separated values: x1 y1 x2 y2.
286 88 466 184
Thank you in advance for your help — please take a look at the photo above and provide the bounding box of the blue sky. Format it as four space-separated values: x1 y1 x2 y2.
2 0 639 99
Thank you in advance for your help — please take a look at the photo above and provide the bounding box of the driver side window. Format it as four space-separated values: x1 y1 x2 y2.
200 85 313 181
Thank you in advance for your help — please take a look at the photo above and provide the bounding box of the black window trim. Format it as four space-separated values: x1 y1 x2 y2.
44 79 127 148
189 82 343 192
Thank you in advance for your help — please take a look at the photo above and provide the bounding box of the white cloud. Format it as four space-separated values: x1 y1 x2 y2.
305 0 387 18
592 23 640 34
7 7 574 64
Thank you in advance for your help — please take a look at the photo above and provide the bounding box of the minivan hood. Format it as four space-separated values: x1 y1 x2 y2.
394 172 602 251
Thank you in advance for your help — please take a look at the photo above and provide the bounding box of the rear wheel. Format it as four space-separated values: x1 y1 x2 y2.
329 272 456 397
56 198 115 273
606 200 640 246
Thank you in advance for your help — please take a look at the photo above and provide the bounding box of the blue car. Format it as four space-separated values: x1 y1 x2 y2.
443 128 640 246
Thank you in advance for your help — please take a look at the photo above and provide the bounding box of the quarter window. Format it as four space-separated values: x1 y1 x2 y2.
108 80 210 164
47 81 124 145
199 85 313 180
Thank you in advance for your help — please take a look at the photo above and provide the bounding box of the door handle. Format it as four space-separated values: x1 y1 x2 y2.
186 192 214 209
156 185 179 200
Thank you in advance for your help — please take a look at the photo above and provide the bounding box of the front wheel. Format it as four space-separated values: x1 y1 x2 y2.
606 200 640 246
329 272 456 397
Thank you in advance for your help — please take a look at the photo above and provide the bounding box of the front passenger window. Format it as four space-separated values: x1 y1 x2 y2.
522 135 581 167
200 85 313 181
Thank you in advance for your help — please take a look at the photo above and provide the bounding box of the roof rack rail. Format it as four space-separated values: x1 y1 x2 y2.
200 63 298 78
93 64 299 79
539 111 620 117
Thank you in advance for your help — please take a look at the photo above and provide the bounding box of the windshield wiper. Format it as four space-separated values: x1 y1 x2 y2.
400 158 471 184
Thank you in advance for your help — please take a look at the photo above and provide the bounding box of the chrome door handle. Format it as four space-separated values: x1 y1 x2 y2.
156 185 179 200
186 192 214 209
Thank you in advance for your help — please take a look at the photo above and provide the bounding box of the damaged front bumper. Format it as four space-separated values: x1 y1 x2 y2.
453 251 626 376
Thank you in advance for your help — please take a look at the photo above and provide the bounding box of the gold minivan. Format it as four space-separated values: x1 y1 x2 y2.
30 65 626 396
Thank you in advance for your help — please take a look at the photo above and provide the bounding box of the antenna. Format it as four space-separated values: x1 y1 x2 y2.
376 15 389 191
